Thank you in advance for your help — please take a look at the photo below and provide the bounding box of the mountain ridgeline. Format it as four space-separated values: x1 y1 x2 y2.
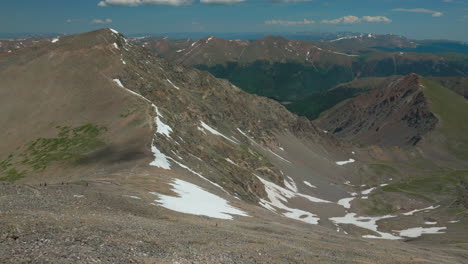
1 29 468 263
131 34 468 119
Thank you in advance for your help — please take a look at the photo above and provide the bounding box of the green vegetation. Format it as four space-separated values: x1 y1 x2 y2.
366 198 397 216
286 87 366 120
382 170 468 202
0 124 107 182
196 61 354 102
422 78 468 160
0 168 26 182
21 124 107 171
368 164 400 177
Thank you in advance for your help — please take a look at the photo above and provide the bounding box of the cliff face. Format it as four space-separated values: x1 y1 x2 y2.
315 74 438 146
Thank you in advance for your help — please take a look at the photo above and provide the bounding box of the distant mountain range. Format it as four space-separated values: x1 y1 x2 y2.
129 34 468 117
1 29 468 262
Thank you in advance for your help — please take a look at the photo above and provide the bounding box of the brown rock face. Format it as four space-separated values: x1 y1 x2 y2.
315 74 438 146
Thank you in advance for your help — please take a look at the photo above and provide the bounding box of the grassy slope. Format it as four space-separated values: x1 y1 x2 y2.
379 80 468 206
422 78 468 161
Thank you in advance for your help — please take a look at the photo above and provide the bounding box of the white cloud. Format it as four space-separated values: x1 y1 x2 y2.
98 0 194 6
201 0 245 4
91 18 113 24
271 0 315 2
321 15 392 24
265 19 315 25
361 16 392 23
392 8 443 17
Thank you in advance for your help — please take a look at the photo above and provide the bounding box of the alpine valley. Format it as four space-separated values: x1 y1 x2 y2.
1 28 467 264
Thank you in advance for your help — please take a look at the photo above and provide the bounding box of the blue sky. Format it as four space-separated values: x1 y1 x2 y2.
1 0 467 41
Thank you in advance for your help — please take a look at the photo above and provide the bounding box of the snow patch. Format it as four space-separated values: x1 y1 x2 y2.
152 105 172 137
337 197 355 209
109 28 119 34
168 157 227 193
125 195 142 200
167 79 180 90
330 213 401 240
403 205 439 216
200 121 239 144
268 149 291 164
361 187 376 195
51 38 59 43
149 143 171 170
303 181 317 188
336 159 355 166
112 43 119 49
398 227 446 238
151 179 248 220
225 158 238 166
284 176 298 192
256 175 331 225
112 79 152 104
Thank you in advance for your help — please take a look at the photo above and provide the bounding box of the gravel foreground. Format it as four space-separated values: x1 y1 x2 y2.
1 182 466 264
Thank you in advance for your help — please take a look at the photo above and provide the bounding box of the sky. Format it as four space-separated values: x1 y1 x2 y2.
0 0 467 41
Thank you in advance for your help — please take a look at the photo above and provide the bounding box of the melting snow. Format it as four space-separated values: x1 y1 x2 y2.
167 79 180 90
425 221 437 225
336 159 355 166
51 38 59 43
109 28 119 34
448 220 459 224
403 205 439 216
256 175 331 225
112 43 119 49
225 158 238 166
112 79 152 104
125 195 142 200
268 149 291 163
398 227 446 238
73 195 84 198
303 181 317 188
149 142 171 170
284 176 298 192
176 49 185 53
337 197 355 209
330 213 401 240
151 179 248 220
361 187 376 195
152 105 172 137
168 157 227 193
200 121 239 144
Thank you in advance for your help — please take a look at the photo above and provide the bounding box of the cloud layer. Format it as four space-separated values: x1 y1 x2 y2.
321 15 392 24
97 0 317 6
98 0 194 6
392 8 443 17
265 19 315 25
98 0 248 6
91 18 113 24
200 0 245 4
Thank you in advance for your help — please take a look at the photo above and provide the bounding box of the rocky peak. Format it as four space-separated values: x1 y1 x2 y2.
315 73 438 146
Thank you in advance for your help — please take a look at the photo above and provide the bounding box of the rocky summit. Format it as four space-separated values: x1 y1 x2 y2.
1 28 468 264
